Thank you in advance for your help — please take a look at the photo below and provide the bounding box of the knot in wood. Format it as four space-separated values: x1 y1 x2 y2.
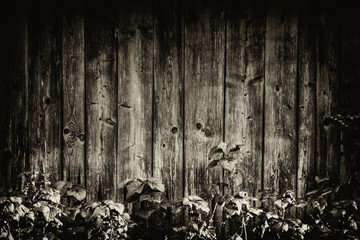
205 129 212 137
170 127 178 134
78 134 85 142
195 123 202 130
63 121 80 148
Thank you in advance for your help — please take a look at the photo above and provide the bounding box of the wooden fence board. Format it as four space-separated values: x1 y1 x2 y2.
0 4 28 189
297 0 317 199
85 0 117 201
62 0 85 185
117 0 154 201
339 5 360 185
28 2 62 183
153 0 184 202
184 0 225 197
316 0 340 183
264 0 298 198
225 0 265 198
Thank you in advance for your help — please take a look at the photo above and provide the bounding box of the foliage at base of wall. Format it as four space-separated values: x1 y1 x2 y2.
1 172 360 240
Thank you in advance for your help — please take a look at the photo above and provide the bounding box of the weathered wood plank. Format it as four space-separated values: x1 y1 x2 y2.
316 0 340 183
339 5 359 185
62 0 85 185
225 0 265 199
117 0 154 201
184 0 225 198
85 0 117 201
264 0 298 198
184 1 225 235
0 3 28 189
28 2 62 183
297 0 317 199
153 0 184 202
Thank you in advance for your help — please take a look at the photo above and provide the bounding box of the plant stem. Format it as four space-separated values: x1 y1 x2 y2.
242 216 247 240
210 203 218 222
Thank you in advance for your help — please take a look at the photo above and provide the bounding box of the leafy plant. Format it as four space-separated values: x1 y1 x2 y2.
173 195 216 240
0 171 130 240
123 177 172 239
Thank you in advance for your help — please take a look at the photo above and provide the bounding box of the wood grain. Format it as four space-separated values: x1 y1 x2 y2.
225 0 265 198
264 0 298 197
85 0 117 201
62 0 85 185
117 0 154 201
316 0 340 183
184 1 225 235
184 0 225 197
153 0 184 202
339 5 360 185
0 3 28 189
28 1 62 183
297 0 317 199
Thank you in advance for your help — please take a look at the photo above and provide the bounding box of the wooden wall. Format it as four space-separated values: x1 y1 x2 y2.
1 0 359 205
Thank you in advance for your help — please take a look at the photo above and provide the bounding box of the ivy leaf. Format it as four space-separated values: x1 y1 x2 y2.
108 202 125 214
207 159 220 169
38 205 51 222
219 159 237 172
125 179 144 202
54 181 73 197
145 177 165 193
140 191 162 203
209 142 226 160
183 196 210 214
66 185 86 201
89 205 107 221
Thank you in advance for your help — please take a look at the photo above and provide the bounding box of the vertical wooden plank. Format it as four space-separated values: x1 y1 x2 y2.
85 0 117 201
297 0 317 199
0 2 28 189
225 0 265 198
62 0 85 185
339 5 360 186
264 0 298 197
117 0 154 201
153 0 184 201
28 1 62 183
316 0 340 183
184 0 225 197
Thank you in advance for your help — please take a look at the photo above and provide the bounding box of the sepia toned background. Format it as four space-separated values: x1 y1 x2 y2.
0 0 359 208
